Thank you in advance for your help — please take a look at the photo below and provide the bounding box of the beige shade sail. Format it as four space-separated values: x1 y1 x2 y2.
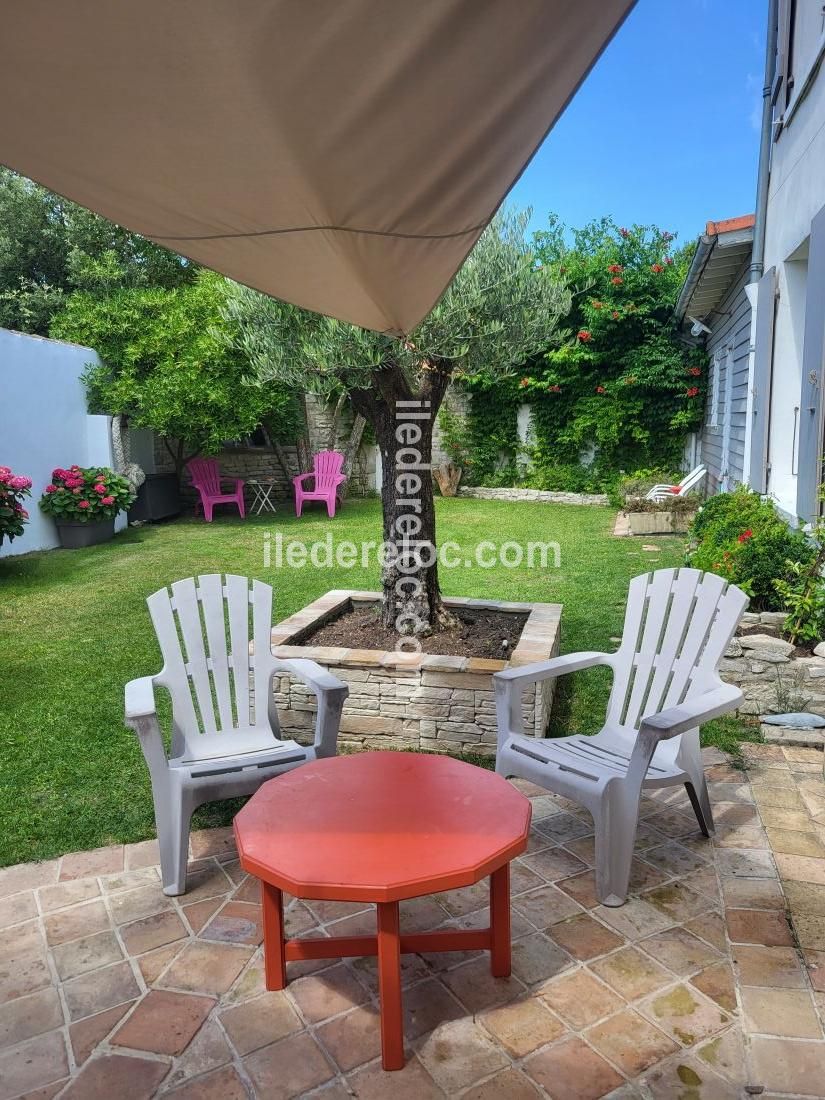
0 1 634 335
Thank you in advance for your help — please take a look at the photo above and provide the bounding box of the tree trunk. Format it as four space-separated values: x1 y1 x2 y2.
350 361 453 640
339 412 366 501
327 393 347 449
296 393 312 473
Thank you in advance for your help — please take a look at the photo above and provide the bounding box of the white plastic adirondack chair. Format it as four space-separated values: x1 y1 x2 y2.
494 569 746 907
645 465 706 502
125 575 348 895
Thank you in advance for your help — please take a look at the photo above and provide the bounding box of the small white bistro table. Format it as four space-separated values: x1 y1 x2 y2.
247 478 279 515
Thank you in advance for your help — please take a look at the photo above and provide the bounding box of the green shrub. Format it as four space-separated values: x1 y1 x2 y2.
687 487 813 608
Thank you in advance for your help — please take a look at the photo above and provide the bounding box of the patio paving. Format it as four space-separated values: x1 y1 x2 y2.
2 743 825 1099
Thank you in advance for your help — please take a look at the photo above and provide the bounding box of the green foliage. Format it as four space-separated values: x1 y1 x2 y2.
525 216 704 471
607 468 681 509
50 271 300 461
223 209 570 400
520 454 607 493
39 465 134 522
0 167 195 334
774 491 825 644
687 487 814 608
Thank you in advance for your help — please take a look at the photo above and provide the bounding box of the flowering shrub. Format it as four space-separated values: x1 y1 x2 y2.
39 465 134 522
687 487 813 608
0 466 32 545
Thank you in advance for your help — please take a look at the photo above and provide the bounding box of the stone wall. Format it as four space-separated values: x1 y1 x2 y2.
457 486 609 506
718 611 825 718
269 590 561 755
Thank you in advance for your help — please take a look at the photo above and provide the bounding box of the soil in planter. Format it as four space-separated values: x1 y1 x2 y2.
303 602 528 660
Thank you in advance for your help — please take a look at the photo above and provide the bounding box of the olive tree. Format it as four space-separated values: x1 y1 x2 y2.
224 210 569 637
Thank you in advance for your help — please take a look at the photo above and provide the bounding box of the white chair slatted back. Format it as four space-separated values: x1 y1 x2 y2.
147 574 276 756
677 465 706 495
606 568 748 737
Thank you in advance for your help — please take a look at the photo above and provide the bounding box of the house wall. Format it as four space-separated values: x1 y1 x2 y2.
698 262 753 494
758 6 825 519
0 328 126 557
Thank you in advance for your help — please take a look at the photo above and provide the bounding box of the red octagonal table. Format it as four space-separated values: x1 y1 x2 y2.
234 751 531 1070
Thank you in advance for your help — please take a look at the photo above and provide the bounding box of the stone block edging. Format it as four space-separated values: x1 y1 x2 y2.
456 487 609 505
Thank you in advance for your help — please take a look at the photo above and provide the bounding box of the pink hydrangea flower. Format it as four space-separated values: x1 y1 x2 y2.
77 499 90 509
72 487 82 495
45 484 58 493
101 495 115 506
93 483 107 494
9 475 32 490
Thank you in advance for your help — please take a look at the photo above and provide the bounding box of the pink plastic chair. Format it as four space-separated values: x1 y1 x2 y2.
293 451 347 517
187 458 245 522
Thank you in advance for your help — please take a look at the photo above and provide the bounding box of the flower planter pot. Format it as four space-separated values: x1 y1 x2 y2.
55 517 115 549
624 510 695 536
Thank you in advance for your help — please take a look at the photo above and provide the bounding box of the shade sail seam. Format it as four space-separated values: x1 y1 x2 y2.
149 221 488 243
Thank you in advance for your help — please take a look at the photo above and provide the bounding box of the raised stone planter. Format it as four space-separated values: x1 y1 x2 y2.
457 487 608 505
623 510 695 535
269 590 561 755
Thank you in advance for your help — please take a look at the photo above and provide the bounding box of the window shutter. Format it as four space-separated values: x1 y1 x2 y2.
748 268 776 494
796 203 825 522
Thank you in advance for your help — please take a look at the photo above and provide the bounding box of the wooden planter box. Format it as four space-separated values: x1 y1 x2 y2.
624 510 695 535
267 590 562 756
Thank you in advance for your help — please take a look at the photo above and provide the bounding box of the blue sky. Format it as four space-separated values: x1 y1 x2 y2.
511 0 767 247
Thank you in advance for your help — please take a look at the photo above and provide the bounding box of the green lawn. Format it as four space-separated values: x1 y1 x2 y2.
0 499 756 866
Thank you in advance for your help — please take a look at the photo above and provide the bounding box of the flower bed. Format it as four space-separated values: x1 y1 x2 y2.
39 465 134 548
0 466 32 546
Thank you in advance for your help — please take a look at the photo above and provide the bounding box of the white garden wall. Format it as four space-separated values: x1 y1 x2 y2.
0 328 125 557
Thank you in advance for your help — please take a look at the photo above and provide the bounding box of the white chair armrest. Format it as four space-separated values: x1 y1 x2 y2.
125 676 158 720
494 652 611 686
639 681 743 742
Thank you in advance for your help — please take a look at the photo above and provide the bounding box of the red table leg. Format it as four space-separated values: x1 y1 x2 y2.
490 863 511 978
261 880 287 990
376 901 404 1070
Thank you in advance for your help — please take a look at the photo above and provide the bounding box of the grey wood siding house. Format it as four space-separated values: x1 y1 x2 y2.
675 217 755 495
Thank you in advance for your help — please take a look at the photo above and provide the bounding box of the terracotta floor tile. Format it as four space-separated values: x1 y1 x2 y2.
347 1056 446 1099
51 931 123 981
121 909 187 955
418 1017 508 1093
317 1003 383 1071
0 987 62 1049
715 848 777 879
722 876 785 910
594 898 673 940
108 883 172 925
509 862 546 897
643 881 712 922
794 913 825 951
726 908 793 946
136 942 183 985
591 945 672 1000
68 1003 133 1066
289 963 368 1023
695 1025 747 1084
123 839 161 871
643 841 709 877
541 968 623 1028
784 880 825 919
759 806 817 830
58 846 124 881
165 1064 248 1099
557 870 600 909
461 1068 541 1100
43 899 110 946
766 828 825 858
400 895 452 933
644 1053 739 1099
190 827 237 861
775 852 825 885
244 1031 335 1099
511 884 582 929
549 914 624 961
734 944 806 988
480 996 565 1057
201 900 263 945
805 949 825 992
99 868 159 895
112 988 214 1055
714 825 769 850
402 978 464 1039
684 910 727 953
644 983 729 1045
0 949 51 1006
713 802 760 827
521 847 590 883
753 786 806 811
38 878 100 913
349 949 430 996
691 962 737 1012
440 955 524 1013
0 861 59 899
0 892 37 932
524 1035 623 1100
182 898 224 934
638 927 721 976
707 782 754 805
586 1007 679 1076
535 812 593 845
62 961 140 1022
644 808 698 839
60 1052 168 1098
0 1031 68 1100
160 941 253 996
741 987 822 1038
220 990 301 1055
511 932 574 986
162 1017 232 1090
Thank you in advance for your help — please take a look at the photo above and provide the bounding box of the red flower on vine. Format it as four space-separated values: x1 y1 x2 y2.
737 529 753 543
596 385 606 394
577 330 592 342
688 367 701 376
620 227 630 238
665 256 674 265
611 276 623 285
591 300 603 309
612 310 620 319
686 386 699 397
548 384 562 393
519 377 530 388
608 264 623 274
651 263 663 274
